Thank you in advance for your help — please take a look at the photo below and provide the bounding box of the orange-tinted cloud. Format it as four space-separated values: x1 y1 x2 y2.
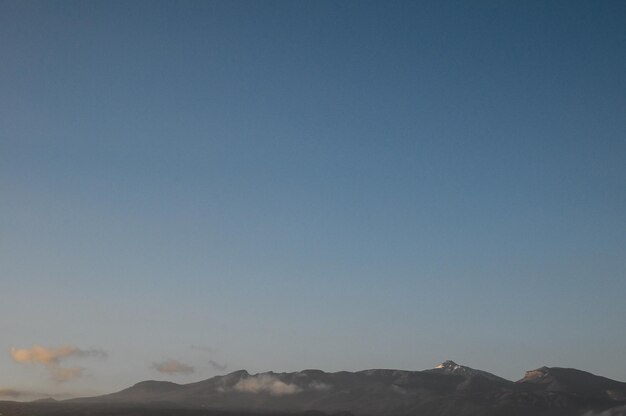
152 359 194 375
10 345 106 382
0 388 23 398
10 345 105 364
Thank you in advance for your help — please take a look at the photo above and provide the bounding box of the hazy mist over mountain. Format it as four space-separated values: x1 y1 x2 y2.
1 0 624 415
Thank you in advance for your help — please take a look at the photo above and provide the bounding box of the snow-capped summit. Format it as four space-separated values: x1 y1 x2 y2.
431 360 510 384
435 360 462 371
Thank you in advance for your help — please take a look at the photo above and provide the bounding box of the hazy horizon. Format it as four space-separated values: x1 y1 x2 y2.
1 0 625 401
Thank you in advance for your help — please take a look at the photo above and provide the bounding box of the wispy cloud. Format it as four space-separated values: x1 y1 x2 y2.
234 375 302 396
189 345 227 373
11 345 106 364
10 345 106 382
208 359 228 372
152 359 195 375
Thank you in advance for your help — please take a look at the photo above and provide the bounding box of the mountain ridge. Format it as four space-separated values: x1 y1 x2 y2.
63 361 626 416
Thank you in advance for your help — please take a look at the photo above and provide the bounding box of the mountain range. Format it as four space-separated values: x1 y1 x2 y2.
2 361 626 416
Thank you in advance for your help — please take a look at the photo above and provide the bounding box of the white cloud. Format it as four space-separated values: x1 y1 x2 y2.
309 380 332 391
234 374 302 396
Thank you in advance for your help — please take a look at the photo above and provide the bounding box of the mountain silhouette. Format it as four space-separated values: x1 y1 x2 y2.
52 361 626 416
2 362 625 416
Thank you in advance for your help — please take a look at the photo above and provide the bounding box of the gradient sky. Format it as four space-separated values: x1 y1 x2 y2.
1 0 625 399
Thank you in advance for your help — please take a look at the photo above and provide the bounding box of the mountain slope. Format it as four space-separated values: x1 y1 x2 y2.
69 362 626 416
518 366 626 401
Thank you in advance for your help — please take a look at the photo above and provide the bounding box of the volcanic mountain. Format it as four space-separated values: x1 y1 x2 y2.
57 361 626 416
2 362 626 416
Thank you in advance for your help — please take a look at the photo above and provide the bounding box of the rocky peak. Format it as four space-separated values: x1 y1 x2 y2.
435 360 462 371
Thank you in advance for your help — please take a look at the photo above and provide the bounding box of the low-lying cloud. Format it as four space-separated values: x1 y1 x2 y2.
309 380 332 391
10 345 106 382
0 387 73 401
152 359 195 375
0 388 24 398
583 405 626 416
234 375 302 396
0 388 49 401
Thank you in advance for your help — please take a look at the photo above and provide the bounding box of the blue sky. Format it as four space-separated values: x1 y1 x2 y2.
1 0 625 398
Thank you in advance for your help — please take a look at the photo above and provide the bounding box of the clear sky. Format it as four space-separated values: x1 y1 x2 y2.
1 0 625 400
